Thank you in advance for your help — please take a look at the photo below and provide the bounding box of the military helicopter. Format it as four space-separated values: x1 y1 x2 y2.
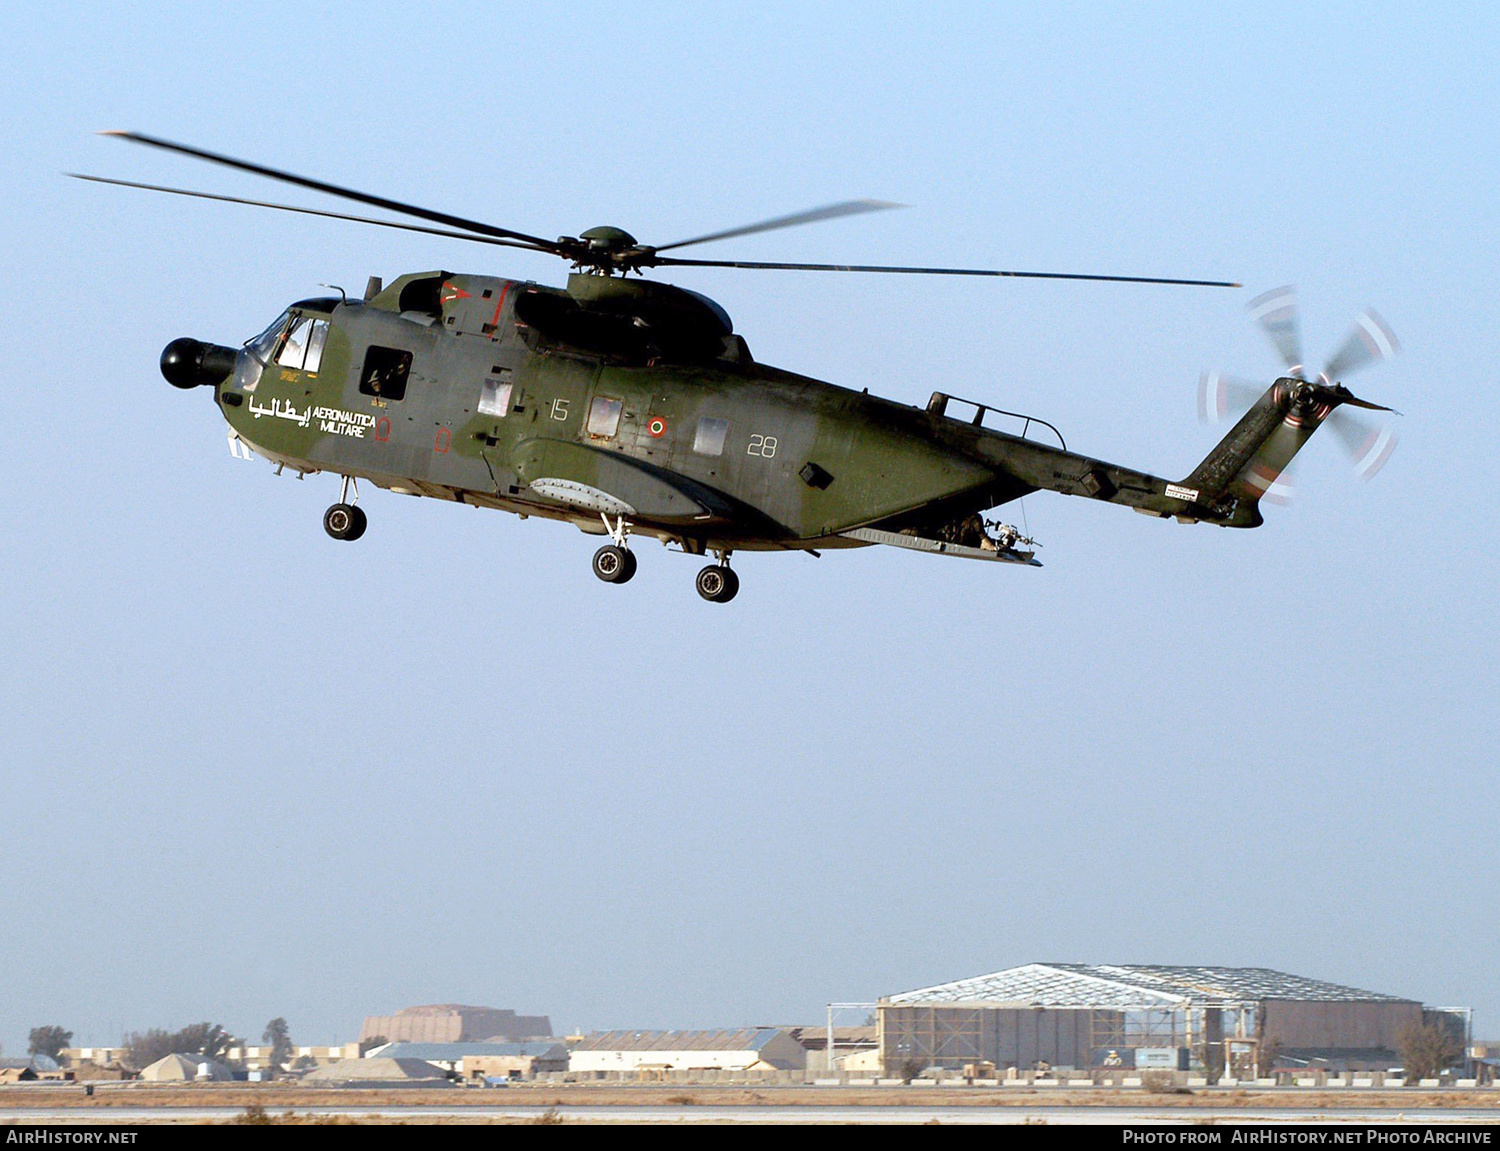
76 133 1398 603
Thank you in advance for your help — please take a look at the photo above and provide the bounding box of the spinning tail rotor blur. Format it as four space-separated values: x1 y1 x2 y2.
1199 286 1402 492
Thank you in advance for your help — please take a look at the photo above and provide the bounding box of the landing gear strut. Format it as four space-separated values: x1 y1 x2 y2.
695 551 739 603
592 513 637 584
324 476 366 541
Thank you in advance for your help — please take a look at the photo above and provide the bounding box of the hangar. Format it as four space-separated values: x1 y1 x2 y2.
877 963 1455 1074
570 1028 806 1073
358 1004 552 1045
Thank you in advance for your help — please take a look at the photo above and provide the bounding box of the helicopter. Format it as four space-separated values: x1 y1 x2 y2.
75 133 1399 603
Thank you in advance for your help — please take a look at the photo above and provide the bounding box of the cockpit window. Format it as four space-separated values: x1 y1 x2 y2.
277 317 314 368
305 320 329 373
272 316 330 373
245 311 292 366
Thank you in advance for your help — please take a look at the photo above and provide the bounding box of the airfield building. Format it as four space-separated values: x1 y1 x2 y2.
877 963 1463 1074
372 1041 569 1079
569 1028 807 1073
359 1004 552 1045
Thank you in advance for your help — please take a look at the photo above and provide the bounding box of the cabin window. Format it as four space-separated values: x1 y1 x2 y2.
693 417 729 456
359 345 413 402
478 376 513 417
587 396 623 438
273 317 330 373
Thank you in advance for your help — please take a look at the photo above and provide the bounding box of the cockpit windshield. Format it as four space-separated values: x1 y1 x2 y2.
245 310 293 366
243 309 331 376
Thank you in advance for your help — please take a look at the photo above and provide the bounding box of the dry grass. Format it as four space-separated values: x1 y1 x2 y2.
228 1103 359 1126
2 1082 1495 1115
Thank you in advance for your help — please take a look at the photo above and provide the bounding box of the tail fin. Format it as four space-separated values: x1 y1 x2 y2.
1176 378 1333 527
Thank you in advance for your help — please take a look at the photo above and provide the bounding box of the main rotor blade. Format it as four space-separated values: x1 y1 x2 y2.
1323 307 1400 381
101 131 565 254
1247 285 1303 373
654 200 905 253
1328 408 1398 480
653 255 1239 287
68 175 554 253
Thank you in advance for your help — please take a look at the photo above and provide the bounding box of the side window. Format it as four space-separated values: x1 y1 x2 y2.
272 316 330 372
478 375 513 418
587 396 623 439
303 320 329 373
359 346 413 402
693 417 729 456
276 316 314 368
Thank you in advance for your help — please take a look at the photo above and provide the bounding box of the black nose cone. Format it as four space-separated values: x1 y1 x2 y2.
161 338 237 389
161 337 206 388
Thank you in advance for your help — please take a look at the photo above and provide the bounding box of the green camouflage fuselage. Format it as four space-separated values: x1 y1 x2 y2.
213 269 1312 557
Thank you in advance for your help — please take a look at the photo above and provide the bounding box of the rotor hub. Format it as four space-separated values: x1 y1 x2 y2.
1288 380 1321 414
555 226 657 275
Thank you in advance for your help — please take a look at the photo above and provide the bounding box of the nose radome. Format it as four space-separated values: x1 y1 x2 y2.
160 337 204 387
161 337 237 389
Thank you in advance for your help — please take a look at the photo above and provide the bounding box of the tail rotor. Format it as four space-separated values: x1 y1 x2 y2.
1323 306 1401 382
1200 287 1402 486
1247 285 1305 374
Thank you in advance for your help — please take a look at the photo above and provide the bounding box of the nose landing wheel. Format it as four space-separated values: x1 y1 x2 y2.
324 475 367 541
695 562 739 603
324 502 367 541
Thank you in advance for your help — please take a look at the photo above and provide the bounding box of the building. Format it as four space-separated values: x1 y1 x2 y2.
138 1054 235 1082
300 1057 451 1086
878 963 1454 1074
0 1056 66 1080
60 1046 129 1068
224 1043 361 1073
0 1059 70 1084
787 1026 879 1073
359 1004 551 1045
569 1029 807 1073
371 1042 569 1079
1472 1040 1499 1083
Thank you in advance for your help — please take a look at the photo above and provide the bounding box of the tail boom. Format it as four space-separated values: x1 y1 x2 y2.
962 377 1340 529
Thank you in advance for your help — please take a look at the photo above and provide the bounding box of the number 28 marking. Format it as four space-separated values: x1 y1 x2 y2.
747 434 778 458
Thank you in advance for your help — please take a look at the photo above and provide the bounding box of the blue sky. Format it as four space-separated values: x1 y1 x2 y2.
0 3 1495 1051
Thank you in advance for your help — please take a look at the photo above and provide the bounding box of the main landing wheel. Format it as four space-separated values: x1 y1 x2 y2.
323 503 367 541
695 564 739 603
592 544 637 584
